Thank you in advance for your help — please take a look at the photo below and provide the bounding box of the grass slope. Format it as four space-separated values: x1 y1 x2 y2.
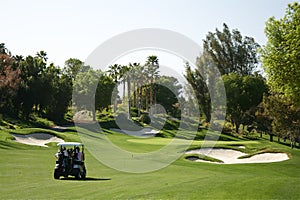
0 126 300 199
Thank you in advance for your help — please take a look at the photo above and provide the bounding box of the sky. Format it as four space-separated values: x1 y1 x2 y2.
0 0 295 73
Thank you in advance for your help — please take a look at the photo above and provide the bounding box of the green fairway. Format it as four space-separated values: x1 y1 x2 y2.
1 127 300 199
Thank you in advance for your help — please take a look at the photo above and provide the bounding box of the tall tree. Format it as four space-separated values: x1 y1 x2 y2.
42 63 72 121
255 100 273 139
261 2 300 147
119 65 129 101
145 55 159 112
182 85 199 117
222 73 267 133
108 64 122 113
135 63 146 116
95 73 116 112
203 23 260 75
155 76 182 116
64 58 91 81
0 43 21 115
185 62 211 122
129 62 140 108
16 53 47 118
261 2 300 104
186 25 260 122
126 65 132 119
73 69 101 121
263 95 300 147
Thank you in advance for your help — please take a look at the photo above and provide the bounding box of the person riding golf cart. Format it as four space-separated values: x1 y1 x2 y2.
54 142 86 180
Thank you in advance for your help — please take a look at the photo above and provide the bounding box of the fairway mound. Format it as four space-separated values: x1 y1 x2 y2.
110 128 159 138
11 133 64 147
185 148 289 164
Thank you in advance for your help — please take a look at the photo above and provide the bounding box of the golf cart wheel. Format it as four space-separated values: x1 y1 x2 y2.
75 171 82 180
54 170 60 179
81 170 86 179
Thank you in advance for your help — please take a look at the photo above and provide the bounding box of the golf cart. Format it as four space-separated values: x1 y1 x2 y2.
54 142 86 180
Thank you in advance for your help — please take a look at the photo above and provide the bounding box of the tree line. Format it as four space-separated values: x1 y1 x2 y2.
260 2 300 147
0 47 72 121
186 23 267 131
186 2 300 147
105 56 182 119
0 2 299 147
0 47 182 122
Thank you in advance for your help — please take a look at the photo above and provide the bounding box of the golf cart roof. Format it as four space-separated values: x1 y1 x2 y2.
57 142 84 147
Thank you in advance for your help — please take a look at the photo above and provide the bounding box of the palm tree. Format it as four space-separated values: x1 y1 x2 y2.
135 64 146 116
129 62 141 108
118 64 132 119
119 65 129 101
145 55 159 113
107 64 122 83
107 64 122 113
126 64 132 119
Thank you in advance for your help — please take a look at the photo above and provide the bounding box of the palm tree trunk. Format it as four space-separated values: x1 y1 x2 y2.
133 81 136 108
270 132 273 142
290 134 293 148
154 88 157 114
150 78 153 114
114 99 117 113
145 86 149 112
235 122 240 133
113 80 118 113
242 124 245 134
127 77 131 119
139 85 142 116
123 80 126 101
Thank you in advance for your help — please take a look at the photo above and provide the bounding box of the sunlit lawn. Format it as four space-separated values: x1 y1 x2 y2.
1 127 300 199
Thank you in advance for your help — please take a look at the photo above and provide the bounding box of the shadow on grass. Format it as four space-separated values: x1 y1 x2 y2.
60 177 111 181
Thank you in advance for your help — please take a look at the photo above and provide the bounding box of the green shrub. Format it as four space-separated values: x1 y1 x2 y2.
222 122 233 133
130 107 138 117
139 113 151 124
162 118 179 130
64 110 73 121
30 114 55 128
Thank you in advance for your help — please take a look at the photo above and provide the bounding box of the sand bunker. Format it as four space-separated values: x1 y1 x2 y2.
110 128 159 138
185 148 289 164
11 133 64 147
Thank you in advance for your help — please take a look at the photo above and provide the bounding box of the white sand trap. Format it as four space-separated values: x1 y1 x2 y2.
110 128 159 138
11 133 64 147
185 148 289 164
